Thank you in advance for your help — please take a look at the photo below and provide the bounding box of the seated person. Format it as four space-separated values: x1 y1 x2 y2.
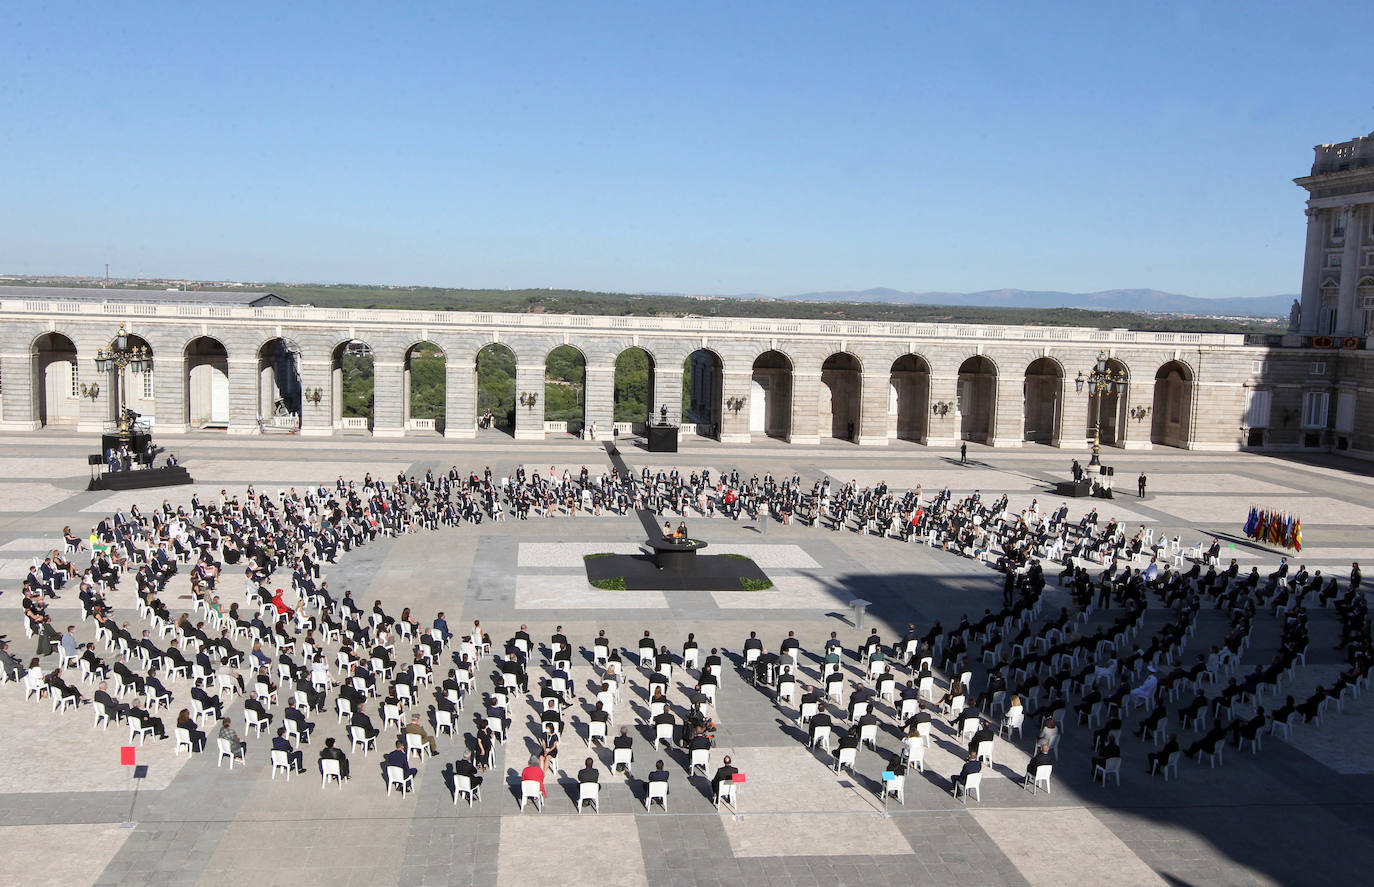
273 727 307 773
318 737 351 779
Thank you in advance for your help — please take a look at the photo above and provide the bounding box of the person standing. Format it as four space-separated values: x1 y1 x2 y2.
960 442 968 465
1137 473 1147 498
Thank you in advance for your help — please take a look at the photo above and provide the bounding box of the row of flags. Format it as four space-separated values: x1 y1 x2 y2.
1243 506 1303 552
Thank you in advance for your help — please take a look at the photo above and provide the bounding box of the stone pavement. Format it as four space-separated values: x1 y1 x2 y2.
0 431 1372 887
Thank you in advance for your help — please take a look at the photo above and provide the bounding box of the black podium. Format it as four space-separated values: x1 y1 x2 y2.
645 537 706 571
647 425 678 453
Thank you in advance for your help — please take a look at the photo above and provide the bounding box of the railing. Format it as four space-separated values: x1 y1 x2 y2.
338 417 369 431
406 418 437 431
543 421 567 433
0 296 1248 346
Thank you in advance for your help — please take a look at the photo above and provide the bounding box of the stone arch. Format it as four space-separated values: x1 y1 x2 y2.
254 337 304 428
1023 356 1063 445
889 353 930 443
613 346 655 427
819 351 862 442
1086 356 1130 448
751 349 793 440
403 340 445 433
1151 360 1194 449
328 338 372 431
184 336 229 429
112 332 156 425
956 355 997 443
684 347 724 439
544 344 586 435
33 332 79 428
475 342 517 434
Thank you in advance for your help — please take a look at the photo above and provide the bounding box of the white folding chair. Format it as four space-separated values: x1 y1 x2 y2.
954 771 982 803
406 732 432 760
386 765 414 796
270 749 292 780
129 716 155 746
217 737 243 768
350 726 376 755
1094 757 1122 786
577 782 599 813
690 747 710 775
321 758 344 789
834 745 857 773
1025 764 1052 794
454 774 480 806
883 773 905 805
646 779 668 811
613 746 633 773
520 779 543 811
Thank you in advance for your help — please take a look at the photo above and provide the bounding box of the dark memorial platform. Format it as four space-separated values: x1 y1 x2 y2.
1055 479 1093 498
89 466 194 492
647 425 678 453
645 537 707 571
585 540 771 591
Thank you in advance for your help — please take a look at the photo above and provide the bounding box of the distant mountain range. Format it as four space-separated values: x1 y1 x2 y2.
770 288 1293 317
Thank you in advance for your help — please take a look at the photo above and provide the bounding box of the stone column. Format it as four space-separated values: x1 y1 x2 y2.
719 369 752 443
445 358 476 439
925 373 958 447
513 362 546 440
226 356 260 435
77 356 114 433
1336 204 1366 336
857 370 892 446
372 358 405 437
1122 377 1155 450
0 350 40 430
152 355 189 433
297 358 334 437
583 364 614 438
789 370 820 445
1060 376 1091 453
1299 207 1326 336
990 373 1024 447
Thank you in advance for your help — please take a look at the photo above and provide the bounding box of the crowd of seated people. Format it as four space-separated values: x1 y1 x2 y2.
7 463 1370 808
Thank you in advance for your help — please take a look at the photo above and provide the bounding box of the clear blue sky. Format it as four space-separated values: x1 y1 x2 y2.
2 1 1371 299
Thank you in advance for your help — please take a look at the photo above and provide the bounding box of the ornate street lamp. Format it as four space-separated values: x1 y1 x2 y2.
1074 350 1127 467
94 323 153 442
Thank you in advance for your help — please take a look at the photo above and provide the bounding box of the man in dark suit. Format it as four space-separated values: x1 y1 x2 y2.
454 750 481 792
381 740 416 785
273 727 306 774
710 755 738 803
648 759 670 797
576 756 599 787
1147 734 1180 775
93 681 129 722
318 737 351 779
182 678 219 722
951 749 982 794
350 704 380 742
808 703 833 745
1026 744 1054 779
613 726 634 770
285 700 314 744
